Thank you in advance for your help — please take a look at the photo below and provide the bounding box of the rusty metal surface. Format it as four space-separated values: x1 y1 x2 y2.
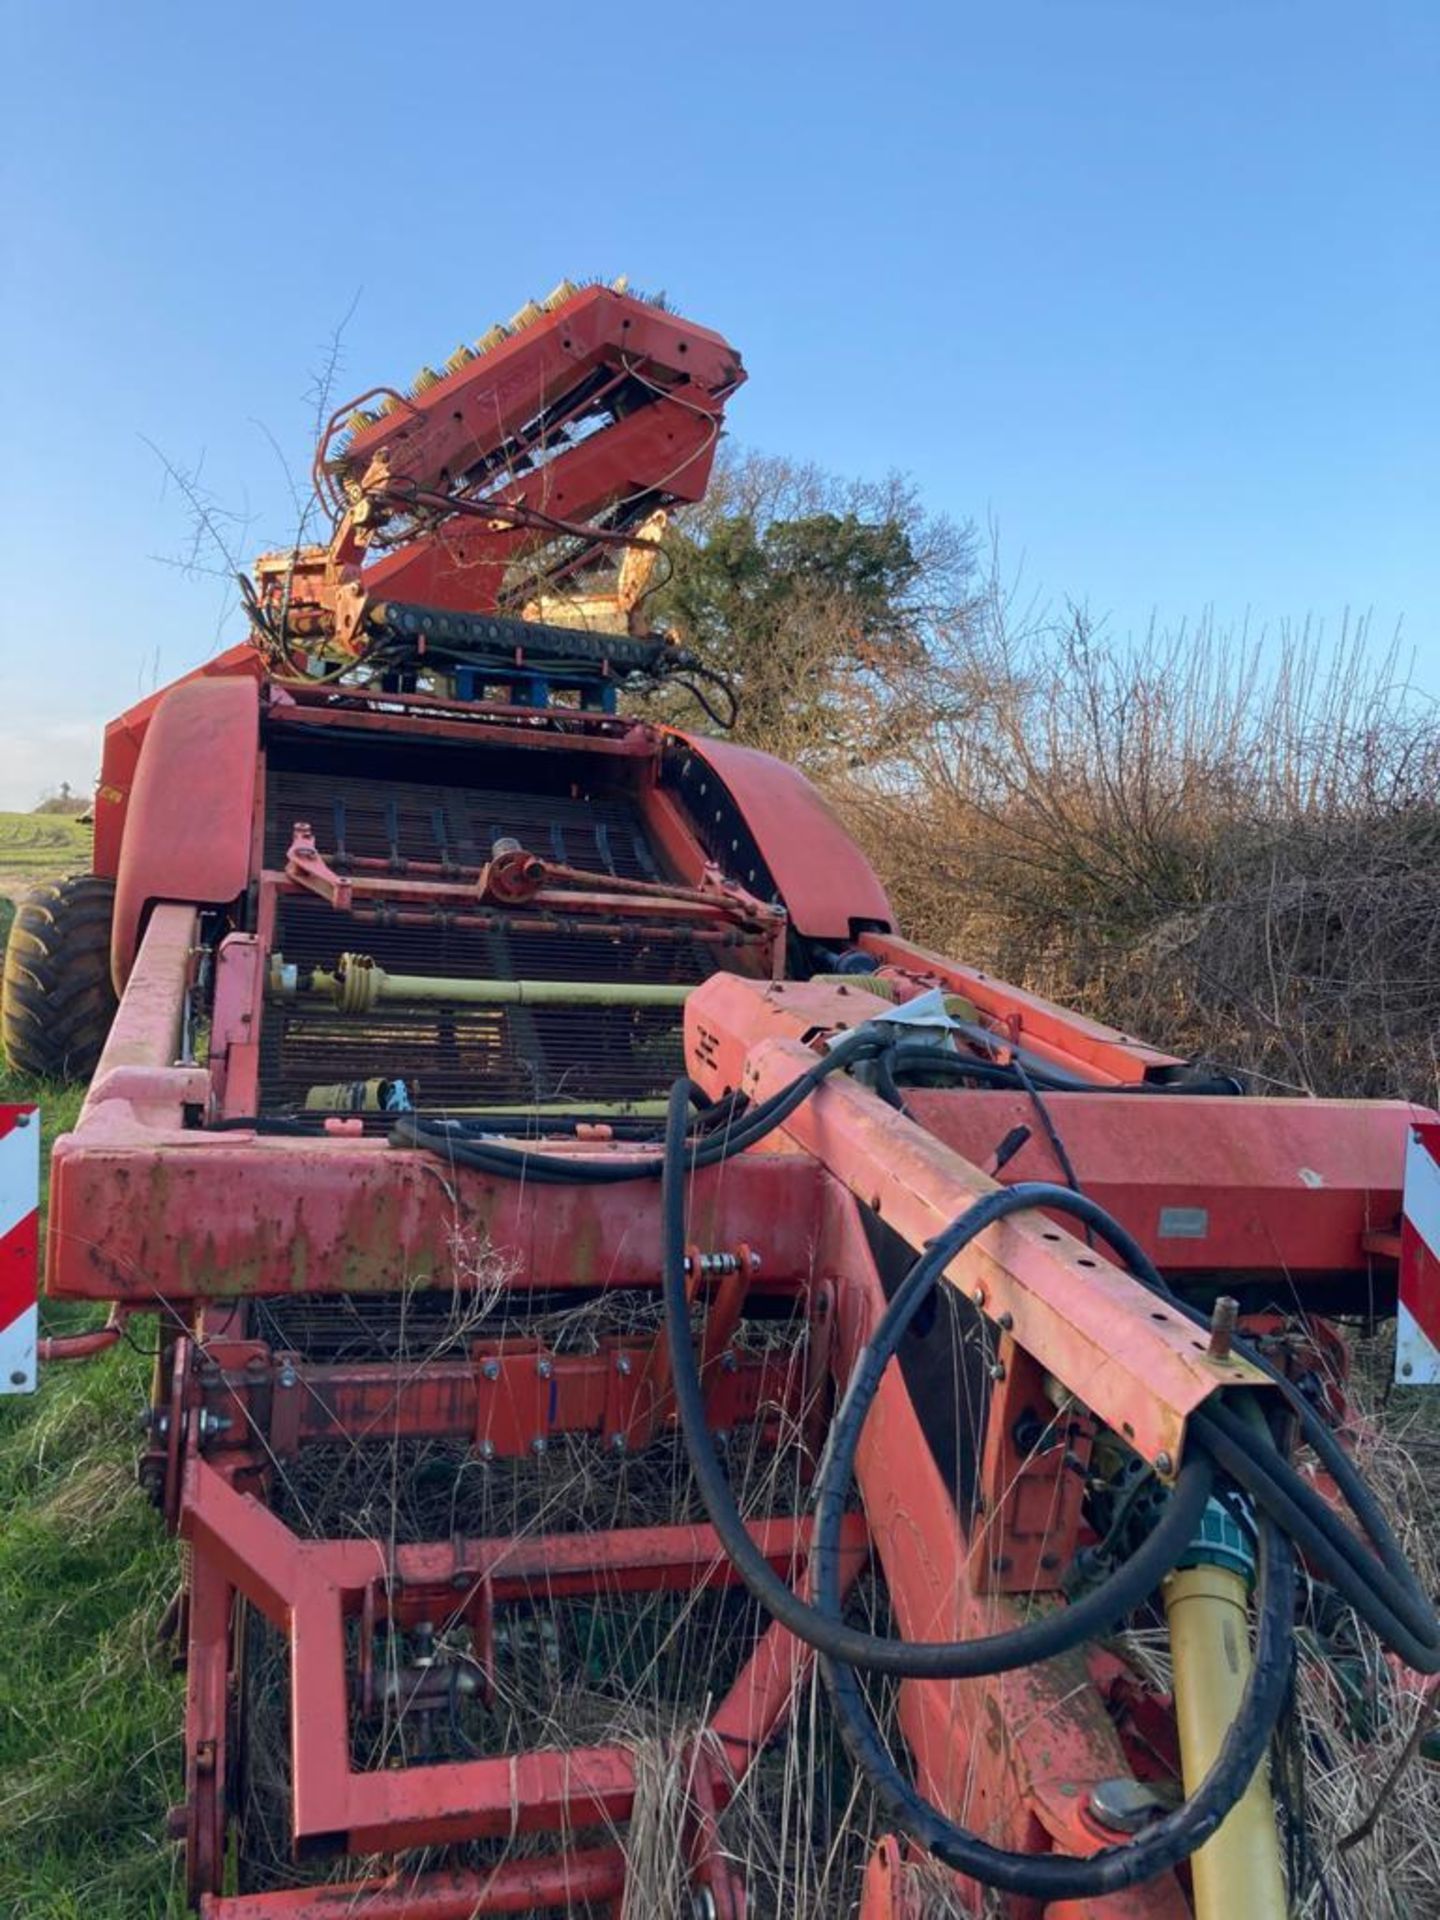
257 761 724 1116
666 731 894 940
178 1454 865 1861
816 1190 1192 1918
199 1851 628 1918
859 929 1186 1085
48 1129 822 1300
263 764 666 880
62 658 1434 1916
262 894 711 1116
684 976 1270 1469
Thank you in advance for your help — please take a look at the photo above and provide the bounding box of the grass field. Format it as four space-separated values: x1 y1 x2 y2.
0 837 186 1920
0 813 92 905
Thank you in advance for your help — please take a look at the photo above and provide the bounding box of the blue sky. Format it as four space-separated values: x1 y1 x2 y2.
1 0 1435 809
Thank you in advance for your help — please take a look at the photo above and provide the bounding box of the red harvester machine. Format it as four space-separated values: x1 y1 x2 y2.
4 277 1438 1920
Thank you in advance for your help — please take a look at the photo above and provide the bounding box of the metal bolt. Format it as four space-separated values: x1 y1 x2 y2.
1088 1776 1175 1833
531 1436 547 1455
198 1411 233 1439
610 1431 627 1452
988 1361 1006 1382
1154 1450 1174 1476
1206 1296 1239 1361
481 1358 500 1381
536 1358 552 1380
9 1369 27 1387
971 1286 986 1308
278 1365 297 1389
997 1311 1014 1332
478 1438 494 1460
616 1354 632 1376
720 1351 738 1374
14 1111 30 1129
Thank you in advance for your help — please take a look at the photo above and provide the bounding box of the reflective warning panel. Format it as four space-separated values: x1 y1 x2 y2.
1398 1121 1440 1386
0 1106 39 1395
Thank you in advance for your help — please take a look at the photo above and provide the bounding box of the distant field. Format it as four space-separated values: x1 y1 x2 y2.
0 811 91 900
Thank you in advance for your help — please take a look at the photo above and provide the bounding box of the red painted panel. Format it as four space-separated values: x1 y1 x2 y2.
904 1087 1424 1277
111 675 261 988
47 1129 822 1302
669 731 894 940
861 931 1182 1084
93 645 262 878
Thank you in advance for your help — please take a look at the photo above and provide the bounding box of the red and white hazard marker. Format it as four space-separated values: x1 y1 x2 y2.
1398 1120 1440 1386
0 1105 39 1395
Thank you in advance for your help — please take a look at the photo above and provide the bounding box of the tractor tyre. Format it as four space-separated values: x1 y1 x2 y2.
2 874 118 1081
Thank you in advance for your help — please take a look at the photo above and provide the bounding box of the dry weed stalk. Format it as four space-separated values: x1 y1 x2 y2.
833 600 1438 1105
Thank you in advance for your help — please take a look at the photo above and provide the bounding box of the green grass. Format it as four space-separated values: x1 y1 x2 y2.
0 814 92 890
0 866 184 1918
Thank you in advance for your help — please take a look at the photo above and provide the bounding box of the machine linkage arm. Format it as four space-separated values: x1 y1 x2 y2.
254 281 746 655
282 821 785 940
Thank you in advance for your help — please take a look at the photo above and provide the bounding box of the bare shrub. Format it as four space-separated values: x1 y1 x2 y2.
836 588 1440 1103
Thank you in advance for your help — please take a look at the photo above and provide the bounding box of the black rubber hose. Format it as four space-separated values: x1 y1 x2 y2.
814 1512 1295 1898
1191 1407 1440 1671
1102 1241 1440 1666
1196 1397 1434 1638
663 1079 1296 1895
394 1013 1438 1671
886 1040 1242 1100
884 1047 1027 1090
391 1027 888 1182
661 1081 1215 1677
904 1030 1239 1097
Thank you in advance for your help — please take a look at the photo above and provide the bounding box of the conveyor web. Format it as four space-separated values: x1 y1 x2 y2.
260 767 717 1120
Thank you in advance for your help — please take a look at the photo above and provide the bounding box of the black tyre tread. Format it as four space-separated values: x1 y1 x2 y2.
2 874 118 1080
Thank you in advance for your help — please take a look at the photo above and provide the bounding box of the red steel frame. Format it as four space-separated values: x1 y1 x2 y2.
261 283 746 650
46 696 1432 1918
52 278 1431 1918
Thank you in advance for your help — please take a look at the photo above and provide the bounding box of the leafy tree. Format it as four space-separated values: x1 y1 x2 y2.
648 449 978 766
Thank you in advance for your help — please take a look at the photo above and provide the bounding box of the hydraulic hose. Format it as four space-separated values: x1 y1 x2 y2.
396 1021 1439 1677
1085 1227 1440 1674
661 1079 1295 1895
390 1027 1239 1176
660 1081 1217 1674
394 1020 1439 1683
1190 1403 1439 1672
815 1511 1294 1898
389 1020 1431 1888
391 1027 889 1183
860 1050 1438 1677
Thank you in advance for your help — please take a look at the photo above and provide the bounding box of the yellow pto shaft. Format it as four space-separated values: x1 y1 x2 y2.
1164 1561 1287 1920
270 953 692 1014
